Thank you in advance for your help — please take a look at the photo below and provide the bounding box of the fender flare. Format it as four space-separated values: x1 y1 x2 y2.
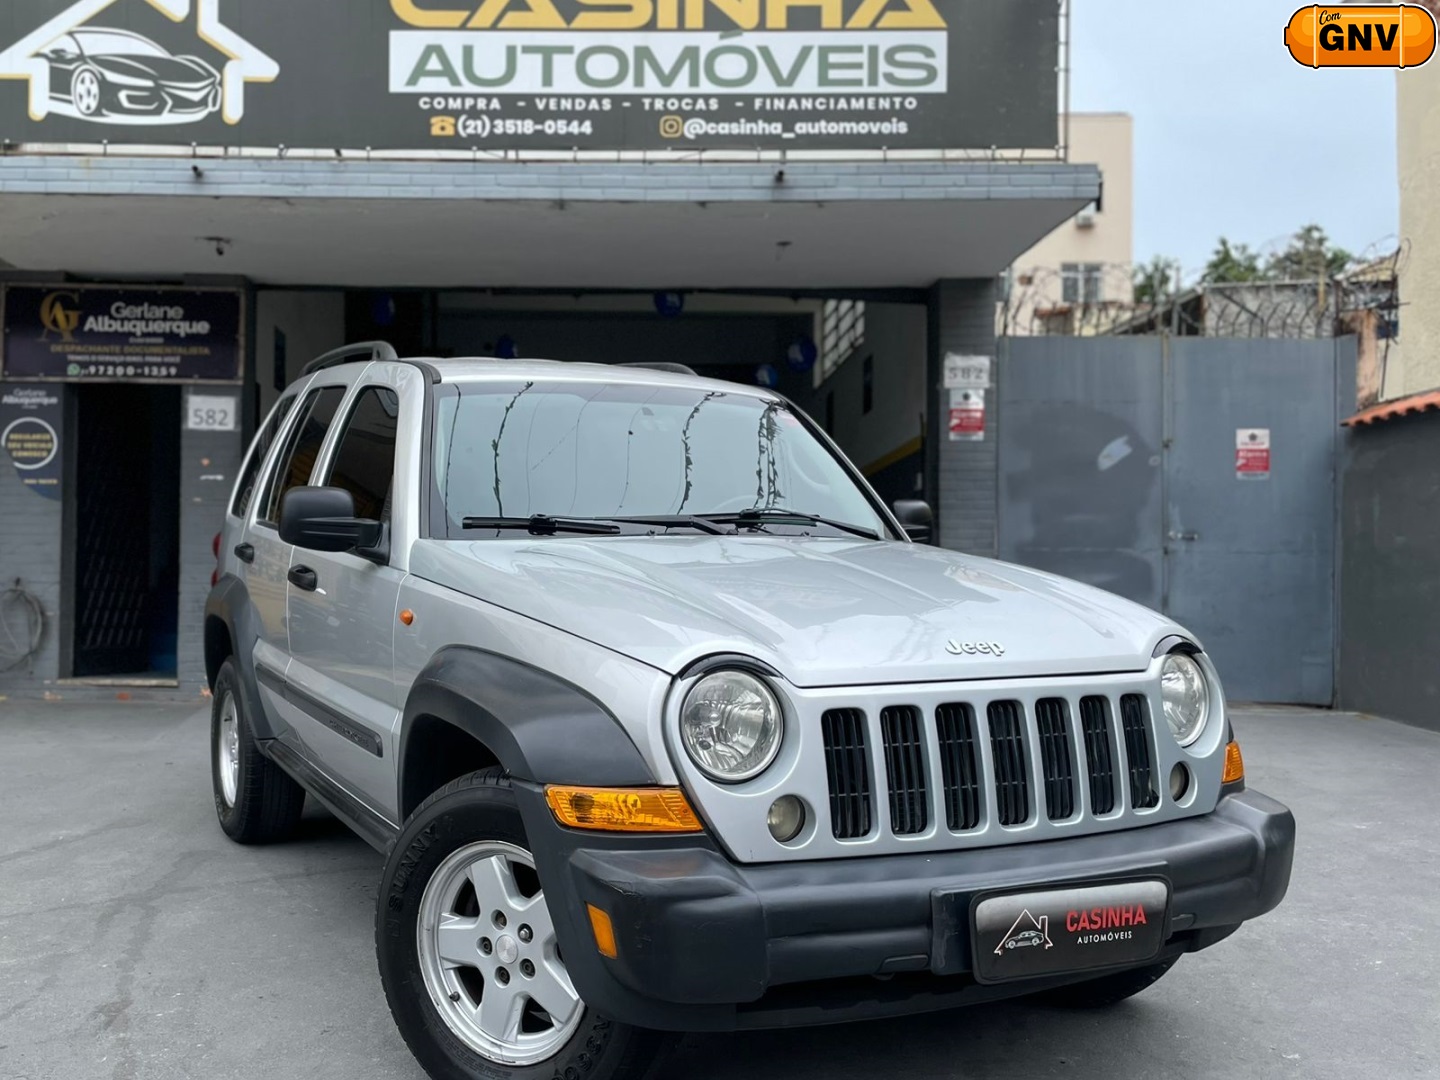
398 646 656 814
204 573 281 741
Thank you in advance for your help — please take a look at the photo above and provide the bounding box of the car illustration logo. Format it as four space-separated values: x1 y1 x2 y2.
0 0 278 126
37 28 221 122
995 909 1053 955
1004 929 1046 949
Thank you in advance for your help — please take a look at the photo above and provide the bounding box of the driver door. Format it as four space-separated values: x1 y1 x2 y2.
284 373 419 826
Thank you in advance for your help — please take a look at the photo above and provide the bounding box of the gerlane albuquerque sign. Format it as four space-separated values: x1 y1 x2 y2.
2 286 243 382
0 0 1060 152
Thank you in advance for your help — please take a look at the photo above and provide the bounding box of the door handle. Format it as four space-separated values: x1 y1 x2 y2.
234 542 255 564
288 565 319 591
1166 531 1200 542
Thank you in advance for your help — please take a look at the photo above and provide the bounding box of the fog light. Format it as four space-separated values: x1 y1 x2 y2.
767 796 805 842
1169 763 1191 801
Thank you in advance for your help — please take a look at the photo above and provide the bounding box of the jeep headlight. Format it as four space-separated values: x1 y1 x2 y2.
680 671 782 783
1160 652 1210 747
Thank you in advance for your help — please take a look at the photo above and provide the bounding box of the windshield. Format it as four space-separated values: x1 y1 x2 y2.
432 380 890 538
73 32 169 58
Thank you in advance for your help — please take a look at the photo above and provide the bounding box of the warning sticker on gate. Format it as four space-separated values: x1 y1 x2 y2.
949 389 986 442
1236 428 1271 480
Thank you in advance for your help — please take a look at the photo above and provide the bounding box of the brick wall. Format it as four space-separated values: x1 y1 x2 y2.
0 156 1102 206
928 278 999 556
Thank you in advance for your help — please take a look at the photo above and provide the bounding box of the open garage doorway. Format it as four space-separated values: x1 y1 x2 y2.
64 385 181 681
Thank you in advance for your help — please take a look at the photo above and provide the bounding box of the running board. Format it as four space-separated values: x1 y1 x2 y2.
260 738 399 854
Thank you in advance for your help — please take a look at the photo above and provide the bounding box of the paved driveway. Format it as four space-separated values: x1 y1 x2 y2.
1 703 1435 1080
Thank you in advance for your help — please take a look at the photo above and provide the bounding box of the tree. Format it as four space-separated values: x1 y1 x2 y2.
1133 255 1180 305
1265 224 1352 280
1202 238 1263 283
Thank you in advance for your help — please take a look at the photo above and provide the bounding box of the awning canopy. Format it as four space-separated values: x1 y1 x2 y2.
0 158 1099 290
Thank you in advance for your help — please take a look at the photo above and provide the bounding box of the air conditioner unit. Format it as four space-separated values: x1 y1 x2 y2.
1075 206 1096 229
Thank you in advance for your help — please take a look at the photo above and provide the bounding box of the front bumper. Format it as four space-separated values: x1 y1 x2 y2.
515 786 1294 1032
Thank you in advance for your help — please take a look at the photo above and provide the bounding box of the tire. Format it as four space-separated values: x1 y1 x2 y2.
1032 957 1179 1009
377 769 672 1080
72 69 102 117
210 657 306 844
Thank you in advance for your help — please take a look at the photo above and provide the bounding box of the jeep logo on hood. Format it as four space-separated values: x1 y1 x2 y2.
946 640 1004 657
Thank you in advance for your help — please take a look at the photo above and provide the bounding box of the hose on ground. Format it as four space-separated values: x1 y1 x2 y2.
0 577 46 672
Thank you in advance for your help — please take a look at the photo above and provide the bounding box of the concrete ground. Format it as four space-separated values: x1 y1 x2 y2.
0 703 1435 1080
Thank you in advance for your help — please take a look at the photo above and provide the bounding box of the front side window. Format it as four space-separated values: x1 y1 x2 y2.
432 381 887 538
325 387 400 523
231 394 296 519
260 386 345 526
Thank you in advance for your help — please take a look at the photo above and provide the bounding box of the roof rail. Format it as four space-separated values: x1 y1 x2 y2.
301 341 399 377
618 361 698 376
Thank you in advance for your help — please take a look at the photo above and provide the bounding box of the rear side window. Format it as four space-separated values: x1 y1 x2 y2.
231 394 296 519
260 386 345 526
325 387 400 523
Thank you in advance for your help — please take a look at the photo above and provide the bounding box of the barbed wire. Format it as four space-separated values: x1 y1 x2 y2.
999 247 1403 340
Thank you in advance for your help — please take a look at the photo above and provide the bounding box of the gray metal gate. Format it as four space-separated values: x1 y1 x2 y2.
998 335 1355 705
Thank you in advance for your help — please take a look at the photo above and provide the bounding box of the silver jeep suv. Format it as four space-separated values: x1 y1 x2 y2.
205 342 1295 1080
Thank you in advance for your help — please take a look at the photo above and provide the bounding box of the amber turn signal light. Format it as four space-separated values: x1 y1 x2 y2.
587 904 618 959
546 786 703 833
1223 741 1246 785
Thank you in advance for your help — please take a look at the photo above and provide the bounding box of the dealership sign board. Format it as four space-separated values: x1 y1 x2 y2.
0 0 1060 152
2 286 243 382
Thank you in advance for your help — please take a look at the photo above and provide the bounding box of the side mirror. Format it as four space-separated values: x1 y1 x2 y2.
279 486 382 552
892 499 934 544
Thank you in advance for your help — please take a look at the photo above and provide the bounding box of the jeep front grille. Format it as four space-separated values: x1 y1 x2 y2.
1035 698 1077 821
1120 693 1161 809
817 691 1170 841
987 701 1030 826
821 708 873 839
879 706 928 836
936 703 982 831
1078 695 1117 814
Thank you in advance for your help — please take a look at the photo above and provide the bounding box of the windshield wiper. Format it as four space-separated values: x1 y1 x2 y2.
605 515 736 536
461 515 621 536
696 508 880 540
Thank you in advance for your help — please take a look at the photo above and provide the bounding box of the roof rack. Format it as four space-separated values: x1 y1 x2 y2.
618 361 698 376
301 341 399 377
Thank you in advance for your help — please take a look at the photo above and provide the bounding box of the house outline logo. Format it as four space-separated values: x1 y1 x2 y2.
0 0 276 126
994 908 1054 956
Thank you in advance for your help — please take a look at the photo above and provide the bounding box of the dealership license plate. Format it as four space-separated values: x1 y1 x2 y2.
968 879 1169 984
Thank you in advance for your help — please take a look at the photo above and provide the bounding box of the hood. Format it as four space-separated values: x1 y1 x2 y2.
409 536 1182 688
93 54 214 84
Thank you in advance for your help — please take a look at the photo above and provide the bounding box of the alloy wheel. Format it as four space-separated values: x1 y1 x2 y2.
216 691 240 808
416 840 584 1066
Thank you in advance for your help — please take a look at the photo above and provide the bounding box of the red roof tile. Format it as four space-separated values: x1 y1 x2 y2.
1342 389 1440 427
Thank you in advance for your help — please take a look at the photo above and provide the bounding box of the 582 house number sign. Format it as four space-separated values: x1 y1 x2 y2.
187 394 237 432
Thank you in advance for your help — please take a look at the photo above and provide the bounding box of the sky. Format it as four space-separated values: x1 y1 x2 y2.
1069 0 1399 277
